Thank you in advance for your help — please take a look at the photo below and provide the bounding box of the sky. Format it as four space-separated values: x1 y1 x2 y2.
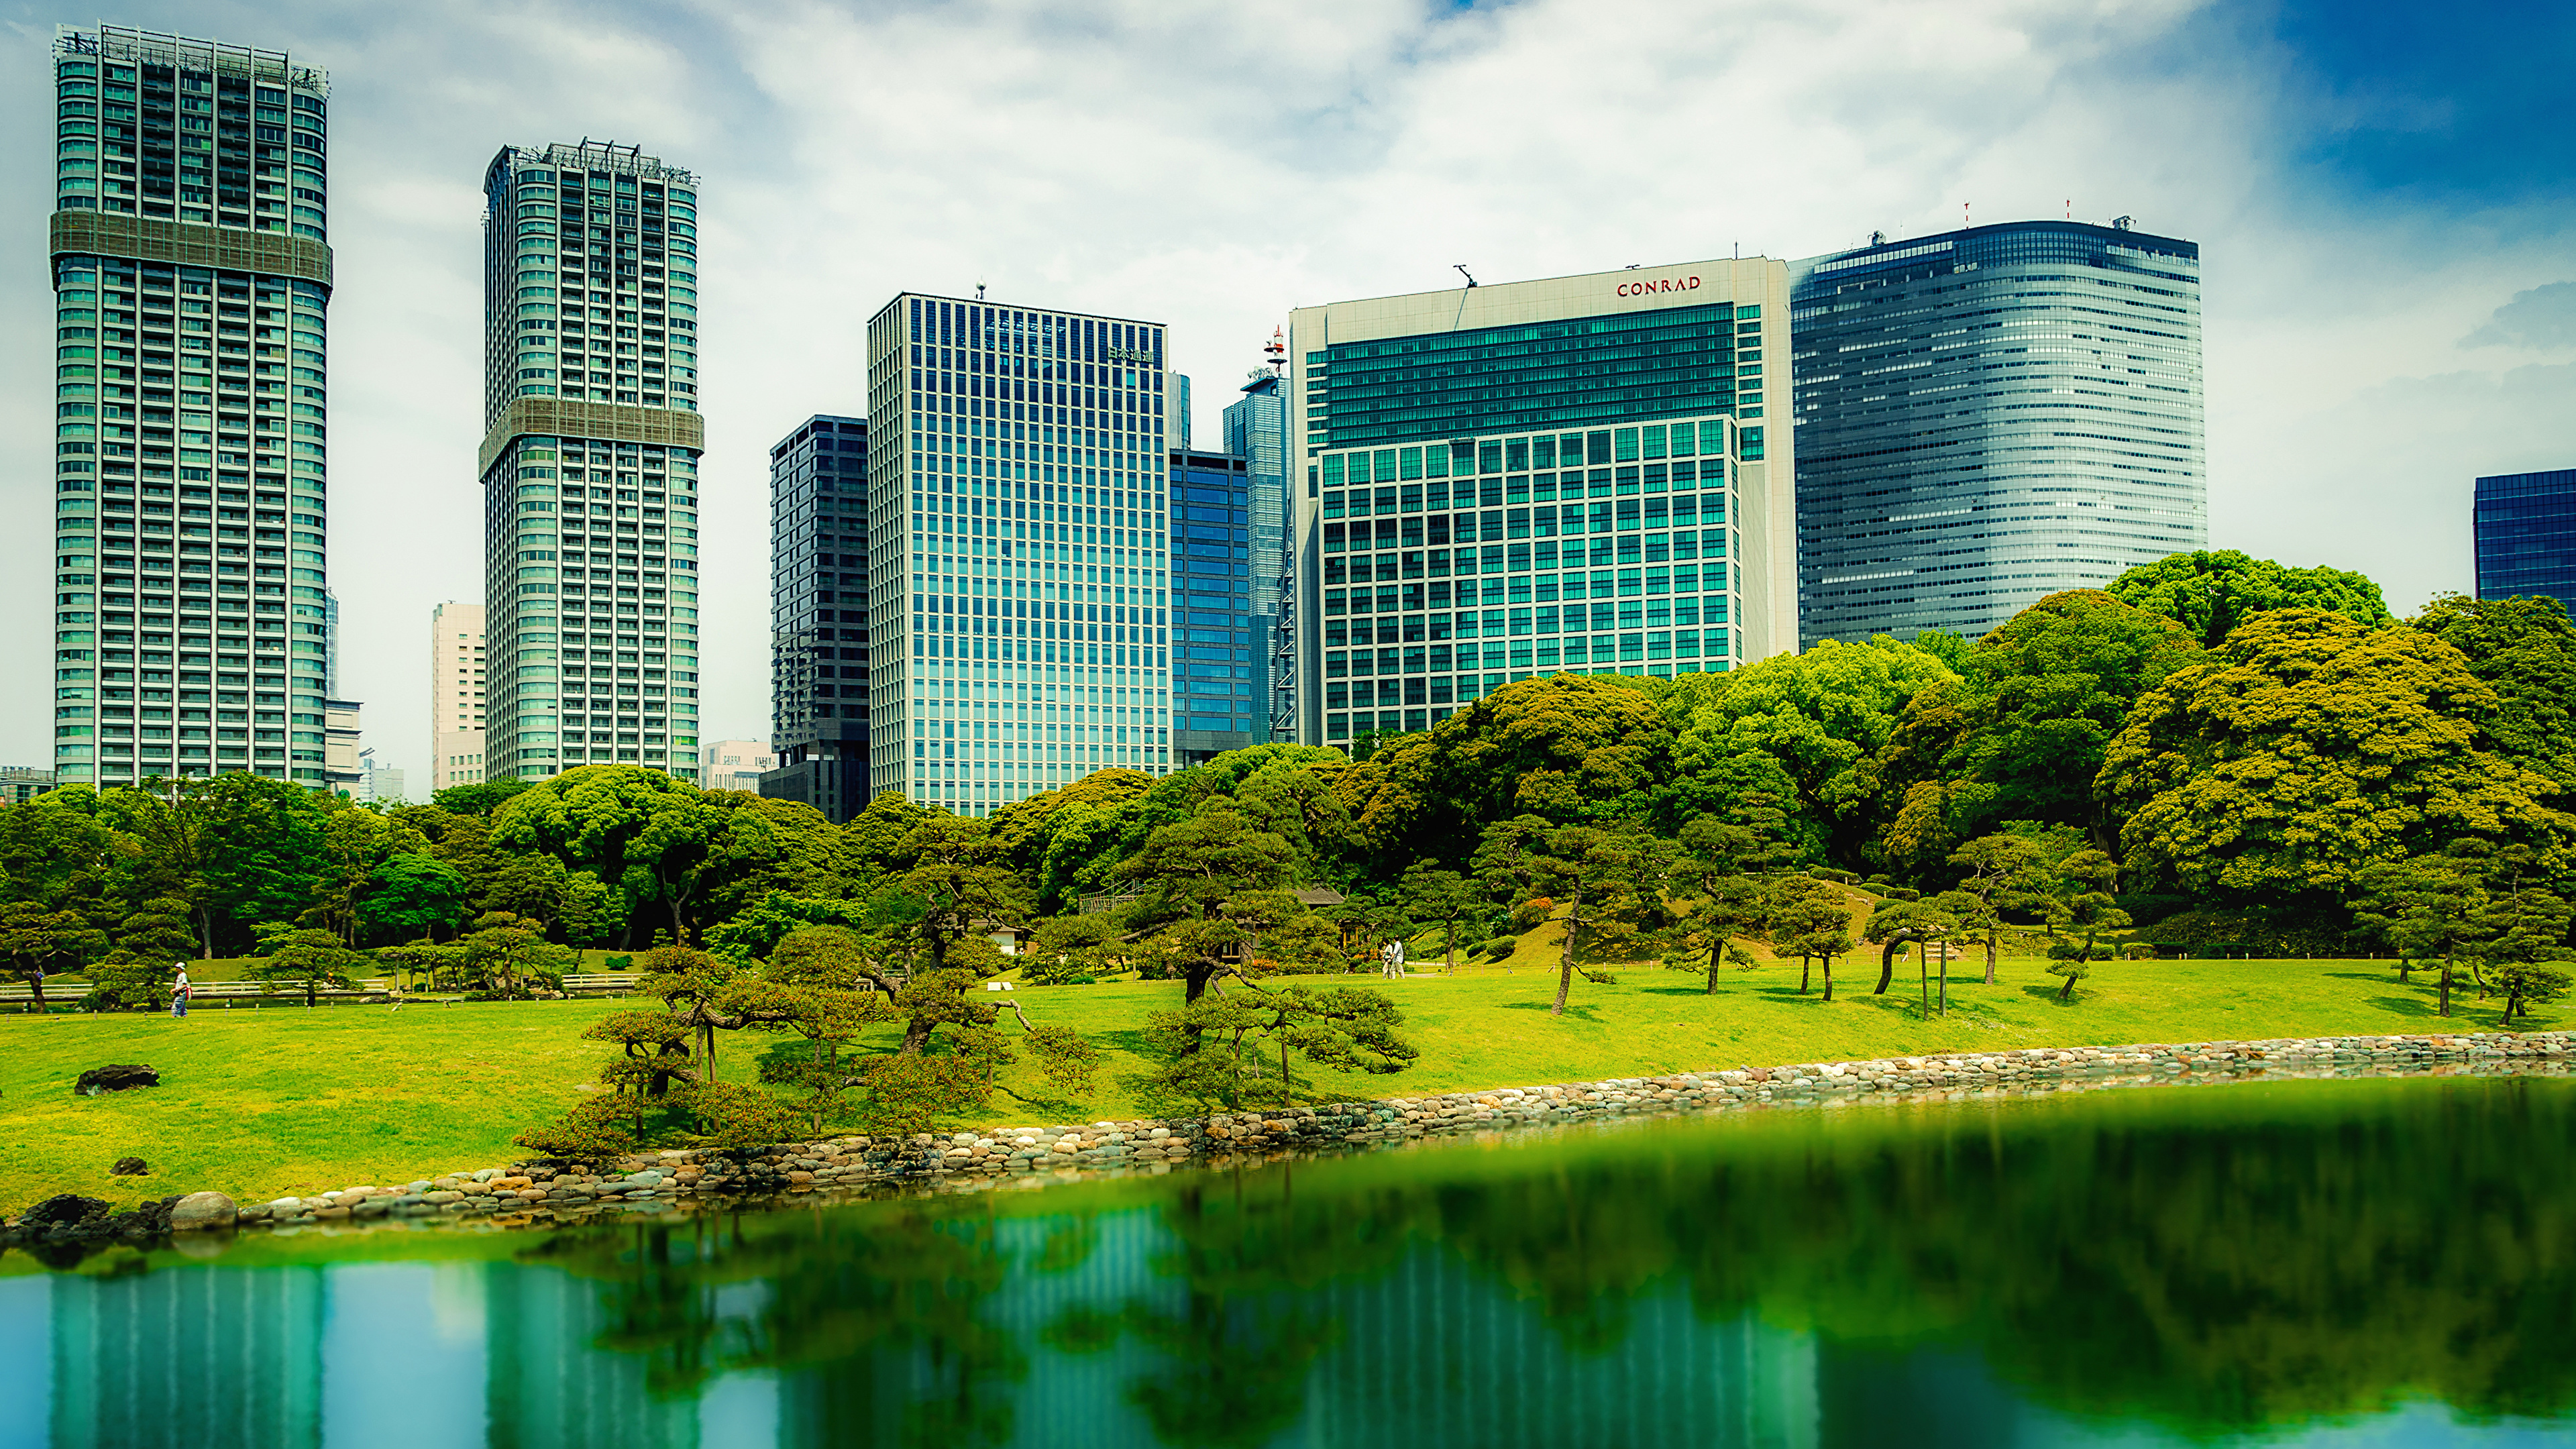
1 0 2569 783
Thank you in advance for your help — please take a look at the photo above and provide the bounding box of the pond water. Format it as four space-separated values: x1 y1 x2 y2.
9 1073 2576 1449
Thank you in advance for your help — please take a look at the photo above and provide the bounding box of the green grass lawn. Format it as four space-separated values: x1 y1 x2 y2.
1 954 2540 1217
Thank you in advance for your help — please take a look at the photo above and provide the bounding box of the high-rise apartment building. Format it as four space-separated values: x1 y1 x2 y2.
1224 352 1291 736
762 414 871 822
1167 446 1263 761
1790 221 2206 642
863 293 1174 815
2475 468 2576 613
476 142 704 782
1288 260 1795 745
429 600 487 790
46 25 335 788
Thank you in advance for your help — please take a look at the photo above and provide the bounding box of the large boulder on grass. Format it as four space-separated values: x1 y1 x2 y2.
75 1064 160 1095
169 1192 237 1232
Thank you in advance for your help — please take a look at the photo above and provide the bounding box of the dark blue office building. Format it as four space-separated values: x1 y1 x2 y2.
760 414 871 822
1167 447 1263 762
2475 468 2576 613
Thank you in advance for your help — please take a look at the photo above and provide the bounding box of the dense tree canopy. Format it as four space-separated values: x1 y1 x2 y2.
2107 549 2393 647
3 550 2573 1036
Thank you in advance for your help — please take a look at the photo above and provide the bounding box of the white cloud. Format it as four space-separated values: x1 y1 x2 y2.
1 0 2567 780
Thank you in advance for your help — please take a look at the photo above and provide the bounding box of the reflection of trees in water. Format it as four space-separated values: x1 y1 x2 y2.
539 1077 2576 1442
525 1204 1029 1448
1415 1078 2576 1432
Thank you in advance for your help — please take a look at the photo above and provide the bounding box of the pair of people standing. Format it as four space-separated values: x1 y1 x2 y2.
170 966 191 1018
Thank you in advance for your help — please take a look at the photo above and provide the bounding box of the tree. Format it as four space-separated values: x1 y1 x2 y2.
1770 878 1856 1002
1925 590 2205 846
1397 861 1483 973
2107 549 2393 648
85 896 195 1012
1475 816 1670 1016
1142 983 1416 1110
1864 898 1957 1003
1113 803 1299 1007
434 777 536 816
0 903 109 1014
1943 834 2051 985
2353 846 2498 1018
2469 882 2576 1025
451 911 577 1000
2100 609 2575 906
356 853 469 944
2045 953 2092 1003
2051 849 2132 966
249 926 370 1007
2406 592 2576 796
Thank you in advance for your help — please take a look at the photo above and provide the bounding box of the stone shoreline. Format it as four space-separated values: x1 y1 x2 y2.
11 1030 2573 1247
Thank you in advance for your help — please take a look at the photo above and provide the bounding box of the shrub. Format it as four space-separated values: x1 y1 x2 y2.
1482 935 1518 959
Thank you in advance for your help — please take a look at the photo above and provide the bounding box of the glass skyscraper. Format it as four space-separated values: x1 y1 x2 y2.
1790 220 2206 642
1167 446 1263 761
476 142 704 781
763 413 871 822
1224 366 1291 735
46 25 333 788
2475 468 2576 612
863 294 1173 814
1289 260 1796 745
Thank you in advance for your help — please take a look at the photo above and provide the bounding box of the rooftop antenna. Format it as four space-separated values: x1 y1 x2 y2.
1964 201 1971 228
1870 229 1884 246
2065 198 2072 220
1454 264 1477 288
1263 326 1285 378
974 281 987 301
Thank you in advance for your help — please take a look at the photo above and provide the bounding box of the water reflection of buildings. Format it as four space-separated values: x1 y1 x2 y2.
48 1267 326 1449
34 1208 1822 1449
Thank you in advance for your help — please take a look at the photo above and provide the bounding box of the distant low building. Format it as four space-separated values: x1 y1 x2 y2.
700 739 774 793
1 766 58 804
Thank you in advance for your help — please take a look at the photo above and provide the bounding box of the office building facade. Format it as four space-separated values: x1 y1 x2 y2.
762 414 871 822
2475 468 2576 612
1224 358 1292 736
47 25 335 788
1289 260 1795 745
700 739 775 792
1790 220 2206 642
477 141 704 782
863 293 1174 814
429 600 486 790
1168 447 1263 761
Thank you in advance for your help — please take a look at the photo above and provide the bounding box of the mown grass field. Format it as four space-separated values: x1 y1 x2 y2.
1 949 2539 1216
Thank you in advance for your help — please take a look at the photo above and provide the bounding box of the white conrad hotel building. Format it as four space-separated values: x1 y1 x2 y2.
1287 260 1797 745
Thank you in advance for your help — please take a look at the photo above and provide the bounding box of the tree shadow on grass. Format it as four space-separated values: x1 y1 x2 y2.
2020 984 2082 1006
1497 1000 1604 1022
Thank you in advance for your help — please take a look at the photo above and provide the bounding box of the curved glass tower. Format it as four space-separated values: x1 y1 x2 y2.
1790 221 2205 642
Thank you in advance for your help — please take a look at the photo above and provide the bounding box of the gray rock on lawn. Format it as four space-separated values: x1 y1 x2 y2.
169 1192 237 1232
111 1157 148 1176
75 1064 160 1096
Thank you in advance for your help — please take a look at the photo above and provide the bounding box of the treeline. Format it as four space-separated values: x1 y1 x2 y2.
6 547 2575 1030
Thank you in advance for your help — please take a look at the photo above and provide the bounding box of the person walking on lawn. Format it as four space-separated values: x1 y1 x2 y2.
170 965 191 1019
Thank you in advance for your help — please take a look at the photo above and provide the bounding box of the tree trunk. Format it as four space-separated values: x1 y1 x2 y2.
1938 945 1949 1015
2439 953 2452 1017
1800 956 1811 994
1706 941 1721 995
1551 888 1582 1016
1984 932 1997 986
1821 954 1834 1002
2057 971 2076 1002
26 972 46 1016
1446 925 1456 975
1919 944 1929 1014
1875 941 1898 995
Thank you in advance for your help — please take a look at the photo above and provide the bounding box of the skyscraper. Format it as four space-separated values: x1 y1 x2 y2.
763 413 871 822
1790 220 2206 642
477 142 704 782
1224 351 1291 737
47 25 334 788
429 600 486 790
1167 445 1262 761
2474 467 2576 612
1288 260 1796 745
863 293 1174 815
